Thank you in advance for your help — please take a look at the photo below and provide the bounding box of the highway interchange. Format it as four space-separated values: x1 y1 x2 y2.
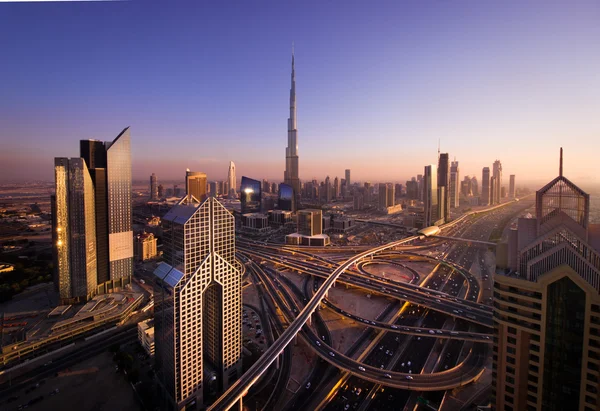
209 197 534 411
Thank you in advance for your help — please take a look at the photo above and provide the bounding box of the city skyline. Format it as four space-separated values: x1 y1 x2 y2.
1 2 599 187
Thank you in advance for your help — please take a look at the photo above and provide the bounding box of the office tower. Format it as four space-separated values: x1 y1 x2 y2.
437 153 450 222
297 209 323 236
378 183 388 210
493 149 600 411
501 186 506 199
493 159 502 204
340 179 346 199
450 161 460 208
406 179 419 200
482 167 491 206
509 174 516 198
345 169 351 195
461 177 472 199
209 182 218 197
150 173 158 200
395 184 403 200
79 128 132 291
173 184 182 198
154 197 242 410
324 176 332 203
186 170 207 202
490 176 497 205
471 176 479 197
387 183 395 207
227 161 236 198
423 165 439 226
278 183 294 211
284 49 301 212
157 184 164 198
262 179 271 194
333 177 340 199
79 139 109 287
53 158 98 304
240 176 261 214
417 174 424 201
353 191 364 210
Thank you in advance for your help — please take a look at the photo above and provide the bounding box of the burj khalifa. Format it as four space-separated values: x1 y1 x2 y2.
284 48 301 212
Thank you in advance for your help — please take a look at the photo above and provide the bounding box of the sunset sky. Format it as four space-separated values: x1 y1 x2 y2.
0 1 599 187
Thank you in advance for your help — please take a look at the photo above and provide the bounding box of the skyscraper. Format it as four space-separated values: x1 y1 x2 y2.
333 177 340 199
150 173 158 200
240 176 261 214
490 176 497 205
493 149 600 411
79 127 133 292
278 183 294 212
378 183 394 210
53 158 98 304
154 197 242 410
493 159 503 204
423 165 439 226
284 49 300 212
509 174 516 198
482 167 491 206
437 153 450 222
186 170 207 202
449 161 460 208
345 169 351 195
227 161 236 198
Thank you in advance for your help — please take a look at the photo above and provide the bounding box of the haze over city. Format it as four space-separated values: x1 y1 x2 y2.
1 1 599 187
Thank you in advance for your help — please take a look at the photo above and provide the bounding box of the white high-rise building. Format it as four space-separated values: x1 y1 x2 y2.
493 159 502 204
284 48 300 211
153 197 242 410
227 161 236 198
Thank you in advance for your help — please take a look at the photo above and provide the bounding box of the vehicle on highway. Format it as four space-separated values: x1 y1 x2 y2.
358 366 366 371
384 373 392 379
405 375 414 380
428 330 435 335
306 382 311 389
329 351 335 357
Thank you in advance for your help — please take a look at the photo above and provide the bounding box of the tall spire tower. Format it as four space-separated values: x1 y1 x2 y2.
284 45 300 211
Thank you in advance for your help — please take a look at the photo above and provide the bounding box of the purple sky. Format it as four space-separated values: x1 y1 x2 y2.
0 1 599 188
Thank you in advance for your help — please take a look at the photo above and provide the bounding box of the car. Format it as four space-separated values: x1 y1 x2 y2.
405 375 414 380
391 325 398 329
315 340 321 346
436 330 443 334
428 330 435 335
383 373 392 379
358 366 366 372
329 351 335 357
344 405 350 411
306 382 311 389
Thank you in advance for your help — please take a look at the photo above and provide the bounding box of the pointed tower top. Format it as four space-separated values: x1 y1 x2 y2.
559 147 563 177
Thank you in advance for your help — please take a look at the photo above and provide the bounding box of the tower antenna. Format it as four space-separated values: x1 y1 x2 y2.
559 147 563 177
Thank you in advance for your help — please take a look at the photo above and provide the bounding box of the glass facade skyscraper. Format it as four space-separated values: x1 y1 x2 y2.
53 158 98 303
76 127 133 291
278 183 294 212
186 170 207 202
240 176 261 214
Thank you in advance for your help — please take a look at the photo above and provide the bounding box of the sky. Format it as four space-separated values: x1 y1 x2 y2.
0 1 599 189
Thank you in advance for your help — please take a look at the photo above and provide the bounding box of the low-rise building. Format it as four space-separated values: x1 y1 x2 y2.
134 232 158 262
241 213 270 233
137 318 155 357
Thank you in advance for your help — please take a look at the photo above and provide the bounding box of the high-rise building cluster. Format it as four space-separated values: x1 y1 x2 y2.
52 127 133 304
